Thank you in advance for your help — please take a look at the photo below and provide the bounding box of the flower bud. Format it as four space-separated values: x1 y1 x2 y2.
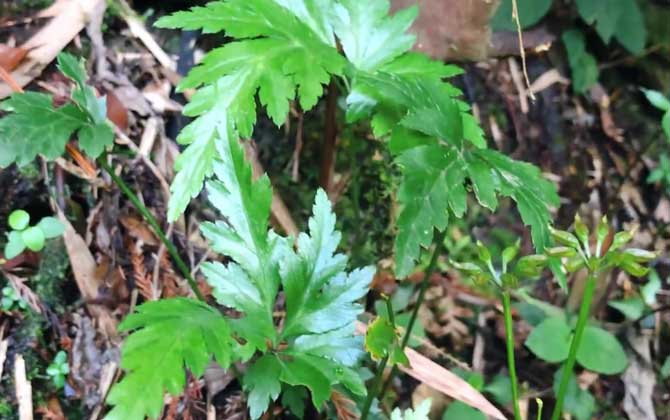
622 248 657 263
451 261 483 275
545 246 577 258
550 228 580 249
574 214 589 246
476 241 492 265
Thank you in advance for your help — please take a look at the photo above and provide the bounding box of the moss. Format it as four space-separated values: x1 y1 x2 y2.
32 240 71 313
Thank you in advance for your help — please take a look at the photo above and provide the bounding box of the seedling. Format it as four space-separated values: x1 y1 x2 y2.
46 351 69 389
546 215 657 420
1 285 27 311
3 210 64 260
452 240 549 420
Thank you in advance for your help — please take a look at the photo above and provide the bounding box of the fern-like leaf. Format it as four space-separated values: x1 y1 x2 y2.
105 298 233 420
201 134 372 419
156 0 346 220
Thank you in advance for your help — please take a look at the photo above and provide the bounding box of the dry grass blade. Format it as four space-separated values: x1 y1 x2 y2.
14 355 33 420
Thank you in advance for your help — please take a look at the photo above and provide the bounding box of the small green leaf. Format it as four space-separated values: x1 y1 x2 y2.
609 297 645 320
8 210 30 231
78 122 114 158
661 356 670 379
21 226 45 252
4 231 25 260
642 271 662 306
525 316 571 363
365 316 409 366
642 89 670 112
442 401 486 420
491 0 552 31
244 355 282 420
576 326 627 374
37 217 65 239
57 53 87 87
562 30 599 94
552 367 595 420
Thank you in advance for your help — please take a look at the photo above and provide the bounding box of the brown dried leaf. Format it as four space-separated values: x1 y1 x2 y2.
0 45 27 72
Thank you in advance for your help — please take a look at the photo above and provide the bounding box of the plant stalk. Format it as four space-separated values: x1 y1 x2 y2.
502 289 522 420
551 272 597 420
98 155 205 302
372 229 447 412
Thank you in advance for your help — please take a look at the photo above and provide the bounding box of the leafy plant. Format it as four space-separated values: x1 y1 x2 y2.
46 351 70 389
1 285 27 311
563 30 599 94
3 210 64 260
452 240 549 420
575 0 647 54
106 134 374 420
0 53 114 167
392 398 432 420
546 215 656 420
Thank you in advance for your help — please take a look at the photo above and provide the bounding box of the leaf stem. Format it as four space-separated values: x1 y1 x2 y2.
502 289 522 420
98 154 205 302
373 229 447 411
551 272 597 420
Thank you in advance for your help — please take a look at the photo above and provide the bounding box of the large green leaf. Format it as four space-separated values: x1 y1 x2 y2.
525 316 571 363
331 0 417 71
105 298 233 420
576 0 647 54
200 134 371 418
562 30 599 94
156 0 345 220
576 326 628 374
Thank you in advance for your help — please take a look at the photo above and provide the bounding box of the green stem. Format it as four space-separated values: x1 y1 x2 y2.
98 155 205 302
502 289 522 420
551 272 597 420
373 229 447 411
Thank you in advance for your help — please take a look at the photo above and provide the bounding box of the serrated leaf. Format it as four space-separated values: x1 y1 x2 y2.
244 355 283 420
156 0 345 220
576 0 647 54
331 0 417 71
576 326 627 374
105 298 233 420
0 92 88 166
199 134 371 419
525 316 571 363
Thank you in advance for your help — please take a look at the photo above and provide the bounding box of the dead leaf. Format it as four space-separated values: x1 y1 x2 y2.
0 44 27 71
58 211 118 337
120 214 159 246
106 89 129 132
623 329 656 420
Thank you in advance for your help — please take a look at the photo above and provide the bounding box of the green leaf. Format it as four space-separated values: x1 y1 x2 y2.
0 92 88 167
661 356 670 379
57 53 87 87
483 374 513 406
36 217 65 239
576 326 627 374
491 0 552 31
8 210 30 231
642 89 670 112
562 30 599 94
392 399 432 420
576 0 647 54
21 226 45 252
200 134 371 419
106 298 233 420
642 271 662 306
525 316 571 363
442 401 486 420
4 231 26 260
281 386 307 418
78 122 114 158
365 316 409 366
244 355 283 420
155 0 345 220
552 367 595 420
609 297 645 320
331 0 417 71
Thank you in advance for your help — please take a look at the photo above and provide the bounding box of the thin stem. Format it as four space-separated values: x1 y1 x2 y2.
360 297 396 420
376 229 448 406
551 272 597 420
98 154 205 302
502 289 522 420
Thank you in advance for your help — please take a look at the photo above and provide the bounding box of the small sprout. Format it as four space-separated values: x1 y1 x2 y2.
502 240 521 270
596 216 610 244
622 249 658 263
609 230 634 253
46 351 69 389
1 286 27 311
3 211 64 259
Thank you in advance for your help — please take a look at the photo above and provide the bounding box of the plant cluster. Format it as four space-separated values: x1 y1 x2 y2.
3 209 64 260
0 0 660 419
